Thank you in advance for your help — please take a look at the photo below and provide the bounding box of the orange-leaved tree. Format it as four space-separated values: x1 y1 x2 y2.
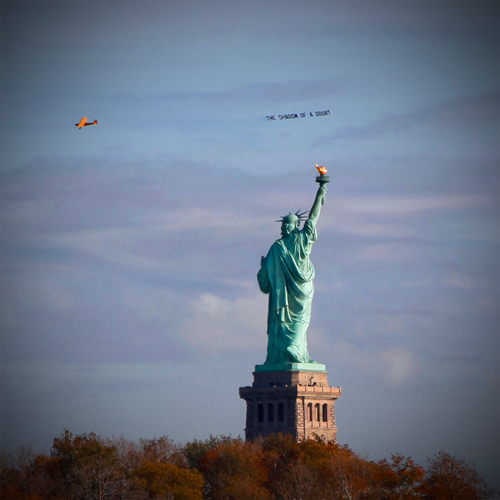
376 453 425 500
271 435 334 500
321 444 380 500
49 430 123 499
133 460 204 500
261 433 300 499
422 450 497 500
197 437 271 500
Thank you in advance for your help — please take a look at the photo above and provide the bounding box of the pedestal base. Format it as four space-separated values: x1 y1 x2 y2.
239 368 341 442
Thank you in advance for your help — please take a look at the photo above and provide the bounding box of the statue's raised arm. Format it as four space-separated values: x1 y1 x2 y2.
307 181 328 227
308 164 330 227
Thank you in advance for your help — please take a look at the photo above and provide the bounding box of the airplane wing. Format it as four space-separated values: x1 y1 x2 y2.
76 117 88 129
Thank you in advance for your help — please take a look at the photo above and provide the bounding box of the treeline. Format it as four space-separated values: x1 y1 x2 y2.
1 430 497 500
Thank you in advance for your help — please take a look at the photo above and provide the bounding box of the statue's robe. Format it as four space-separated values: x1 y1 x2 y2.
257 219 317 364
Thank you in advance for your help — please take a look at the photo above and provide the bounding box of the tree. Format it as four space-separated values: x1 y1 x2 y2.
377 453 425 500
321 445 379 500
184 435 235 471
138 436 186 468
0 445 61 500
2 431 498 500
275 458 321 500
197 438 270 500
272 436 335 500
261 433 300 499
50 430 122 499
422 450 497 500
133 460 204 500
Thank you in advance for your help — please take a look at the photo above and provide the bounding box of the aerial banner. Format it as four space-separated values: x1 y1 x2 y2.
266 109 331 121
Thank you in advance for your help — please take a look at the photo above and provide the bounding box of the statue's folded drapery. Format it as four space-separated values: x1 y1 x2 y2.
257 219 317 364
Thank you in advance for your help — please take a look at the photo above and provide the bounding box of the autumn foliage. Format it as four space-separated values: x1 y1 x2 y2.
1 431 497 500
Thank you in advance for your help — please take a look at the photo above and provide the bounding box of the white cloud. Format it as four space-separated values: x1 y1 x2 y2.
159 208 268 233
334 342 420 387
121 287 180 324
317 194 488 240
447 276 474 289
338 221 411 239
477 298 493 308
333 194 486 219
43 227 167 271
314 93 499 146
181 290 268 355
38 277 77 311
357 243 402 262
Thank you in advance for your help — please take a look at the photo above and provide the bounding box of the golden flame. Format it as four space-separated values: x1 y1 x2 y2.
315 164 328 175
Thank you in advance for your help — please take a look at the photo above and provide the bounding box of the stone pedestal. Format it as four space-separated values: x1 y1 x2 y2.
239 364 341 442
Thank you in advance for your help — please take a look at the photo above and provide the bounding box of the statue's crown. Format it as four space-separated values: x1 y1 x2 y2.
276 210 308 224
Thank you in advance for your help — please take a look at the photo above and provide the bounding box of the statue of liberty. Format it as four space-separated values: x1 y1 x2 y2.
257 169 329 365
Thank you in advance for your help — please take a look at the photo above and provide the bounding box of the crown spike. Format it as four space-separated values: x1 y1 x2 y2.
275 211 308 222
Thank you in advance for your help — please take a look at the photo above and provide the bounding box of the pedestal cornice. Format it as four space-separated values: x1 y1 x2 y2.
255 362 326 372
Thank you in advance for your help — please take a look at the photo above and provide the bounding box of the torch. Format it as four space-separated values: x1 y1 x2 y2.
315 164 330 185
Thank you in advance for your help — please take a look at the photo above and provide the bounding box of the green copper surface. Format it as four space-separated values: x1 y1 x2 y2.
257 178 328 367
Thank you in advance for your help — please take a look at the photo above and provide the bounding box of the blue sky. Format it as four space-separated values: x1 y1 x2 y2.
1 0 499 487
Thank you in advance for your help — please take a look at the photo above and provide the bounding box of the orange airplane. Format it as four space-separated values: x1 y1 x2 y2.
75 117 98 129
